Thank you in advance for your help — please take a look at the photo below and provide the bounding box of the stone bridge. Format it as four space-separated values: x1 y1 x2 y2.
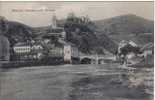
79 54 116 64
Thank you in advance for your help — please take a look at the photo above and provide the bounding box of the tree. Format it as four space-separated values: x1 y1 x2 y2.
0 16 8 34
64 13 98 53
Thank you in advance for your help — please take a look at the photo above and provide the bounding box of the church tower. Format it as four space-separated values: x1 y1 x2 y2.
51 13 57 29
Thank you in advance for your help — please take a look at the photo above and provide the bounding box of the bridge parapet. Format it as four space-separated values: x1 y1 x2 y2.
79 55 116 64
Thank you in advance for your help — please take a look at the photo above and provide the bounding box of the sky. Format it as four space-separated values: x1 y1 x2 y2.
0 1 154 27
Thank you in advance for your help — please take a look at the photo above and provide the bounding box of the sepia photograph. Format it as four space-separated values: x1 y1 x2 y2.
0 1 154 100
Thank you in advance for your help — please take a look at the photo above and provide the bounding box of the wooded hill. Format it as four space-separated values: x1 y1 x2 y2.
0 14 153 54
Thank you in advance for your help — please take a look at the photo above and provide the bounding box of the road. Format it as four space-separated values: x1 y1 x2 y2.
0 64 153 100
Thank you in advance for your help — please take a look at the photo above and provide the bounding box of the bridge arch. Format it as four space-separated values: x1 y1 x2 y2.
80 57 92 64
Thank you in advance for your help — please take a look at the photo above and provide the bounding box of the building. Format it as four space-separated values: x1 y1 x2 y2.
141 42 153 57
63 42 79 63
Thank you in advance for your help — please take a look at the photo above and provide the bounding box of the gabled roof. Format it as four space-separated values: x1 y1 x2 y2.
14 42 30 46
141 42 154 51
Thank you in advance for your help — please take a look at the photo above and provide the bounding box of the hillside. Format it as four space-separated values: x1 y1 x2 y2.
0 17 34 46
0 16 118 54
94 14 154 45
95 14 153 35
0 14 153 54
